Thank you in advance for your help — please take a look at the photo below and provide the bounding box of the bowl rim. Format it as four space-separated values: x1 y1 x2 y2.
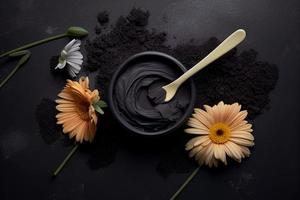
108 51 196 136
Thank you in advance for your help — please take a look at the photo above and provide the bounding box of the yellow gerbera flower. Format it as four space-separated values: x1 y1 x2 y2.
56 76 101 143
185 101 254 167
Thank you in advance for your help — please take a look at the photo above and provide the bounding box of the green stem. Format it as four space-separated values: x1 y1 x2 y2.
170 167 200 200
53 143 79 177
0 33 67 58
0 52 31 89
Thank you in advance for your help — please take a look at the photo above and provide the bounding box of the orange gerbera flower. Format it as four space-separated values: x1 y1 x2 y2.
56 76 102 143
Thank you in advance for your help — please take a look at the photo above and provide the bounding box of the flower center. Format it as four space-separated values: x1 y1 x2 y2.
76 101 91 120
59 50 68 63
209 123 230 144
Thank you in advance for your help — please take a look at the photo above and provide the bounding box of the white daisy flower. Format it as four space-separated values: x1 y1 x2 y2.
55 39 83 77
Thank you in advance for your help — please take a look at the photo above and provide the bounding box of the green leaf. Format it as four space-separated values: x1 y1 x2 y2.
94 104 104 115
66 27 89 37
0 51 31 89
97 100 108 108
18 52 31 66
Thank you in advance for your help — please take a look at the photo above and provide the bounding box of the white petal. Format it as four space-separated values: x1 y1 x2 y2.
68 51 83 57
68 65 81 73
73 39 81 47
68 46 81 54
67 61 81 70
67 67 77 77
55 60 66 69
64 39 76 51
67 54 83 59
67 58 83 65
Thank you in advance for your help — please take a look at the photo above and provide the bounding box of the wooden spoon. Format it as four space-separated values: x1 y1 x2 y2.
151 29 246 103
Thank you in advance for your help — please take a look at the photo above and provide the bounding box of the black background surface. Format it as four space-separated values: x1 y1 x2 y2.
0 0 299 199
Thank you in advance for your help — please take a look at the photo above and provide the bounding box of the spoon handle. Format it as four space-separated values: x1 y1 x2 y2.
173 29 246 86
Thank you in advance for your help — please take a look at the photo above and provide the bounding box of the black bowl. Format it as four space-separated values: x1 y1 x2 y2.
108 51 196 136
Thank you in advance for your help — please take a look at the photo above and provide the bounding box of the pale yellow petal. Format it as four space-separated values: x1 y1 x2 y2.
187 118 209 131
204 144 214 167
211 104 221 123
231 131 254 140
192 113 211 128
189 145 203 157
213 144 227 164
186 137 201 150
232 123 253 132
218 102 226 122
229 137 254 147
224 141 242 162
229 110 248 128
185 128 209 135
198 105 215 124
218 145 227 165
195 147 206 166
225 103 241 124
239 146 251 157
185 136 209 150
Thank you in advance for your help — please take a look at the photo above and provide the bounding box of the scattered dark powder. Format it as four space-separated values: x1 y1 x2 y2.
36 8 278 175
97 11 109 25
95 11 110 35
85 8 278 120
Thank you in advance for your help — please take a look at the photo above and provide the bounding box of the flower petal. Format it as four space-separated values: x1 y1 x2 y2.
231 131 254 140
185 136 209 150
67 67 77 77
225 103 241 124
228 110 248 128
224 141 242 162
185 128 209 135
64 39 76 52
229 137 254 147
232 122 252 132
187 118 209 131
55 60 66 69
68 47 81 54
67 61 81 70
64 39 77 51
68 59 83 66
189 145 203 158
68 51 83 57
204 144 214 167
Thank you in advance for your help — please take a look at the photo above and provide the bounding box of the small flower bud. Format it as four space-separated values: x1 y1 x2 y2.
66 27 89 37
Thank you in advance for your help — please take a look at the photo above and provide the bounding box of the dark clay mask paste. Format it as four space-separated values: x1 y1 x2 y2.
113 61 191 132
